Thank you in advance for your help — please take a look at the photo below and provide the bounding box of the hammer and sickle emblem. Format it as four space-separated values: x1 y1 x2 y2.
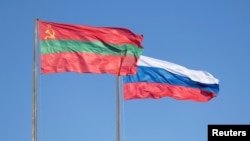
45 24 55 39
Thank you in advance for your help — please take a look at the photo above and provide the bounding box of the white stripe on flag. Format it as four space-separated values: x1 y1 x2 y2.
138 55 219 84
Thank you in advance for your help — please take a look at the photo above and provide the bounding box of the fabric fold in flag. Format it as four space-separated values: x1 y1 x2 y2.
38 20 144 76
123 55 219 102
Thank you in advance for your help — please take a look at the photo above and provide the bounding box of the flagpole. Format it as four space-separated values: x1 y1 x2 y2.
116 76 121 141
32 18 38 141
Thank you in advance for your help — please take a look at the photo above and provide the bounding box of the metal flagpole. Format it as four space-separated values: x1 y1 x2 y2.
32 18 38 141
116 76 121 141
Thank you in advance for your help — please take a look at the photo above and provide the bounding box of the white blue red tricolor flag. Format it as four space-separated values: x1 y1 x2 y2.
123 55 219 102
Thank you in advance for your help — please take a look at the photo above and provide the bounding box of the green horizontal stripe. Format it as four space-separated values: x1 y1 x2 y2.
40 40 143 57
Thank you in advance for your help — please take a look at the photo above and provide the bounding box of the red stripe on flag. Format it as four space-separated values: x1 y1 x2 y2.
123 82 217 102
41 52 139 76
38 20 143 47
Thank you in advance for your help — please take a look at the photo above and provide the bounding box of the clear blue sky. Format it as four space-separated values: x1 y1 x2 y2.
1 0 250 141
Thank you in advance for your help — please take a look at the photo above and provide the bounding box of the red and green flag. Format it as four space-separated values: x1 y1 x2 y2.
38 20 143 76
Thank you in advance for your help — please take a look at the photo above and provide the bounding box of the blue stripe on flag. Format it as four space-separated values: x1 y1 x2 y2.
123 66 219 95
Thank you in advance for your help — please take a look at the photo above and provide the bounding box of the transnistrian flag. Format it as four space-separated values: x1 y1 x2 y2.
38 20 143 76
123 55 219 102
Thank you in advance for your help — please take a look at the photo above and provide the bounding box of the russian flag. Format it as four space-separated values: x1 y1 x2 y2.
123 56 219 102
